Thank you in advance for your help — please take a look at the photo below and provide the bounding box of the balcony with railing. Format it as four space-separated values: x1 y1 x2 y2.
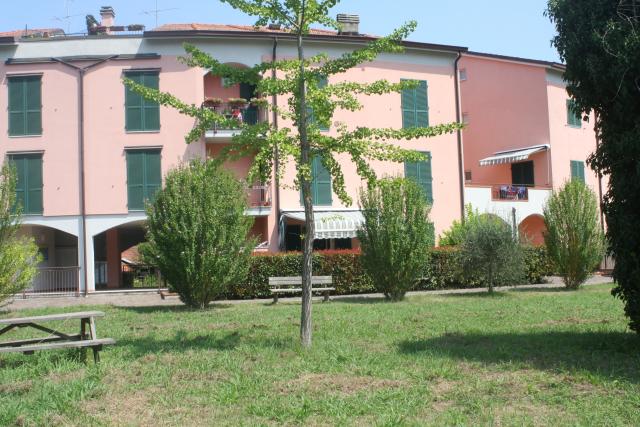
465 183 552 221
247 185 272 216
204 101 264 140
22 267 80 296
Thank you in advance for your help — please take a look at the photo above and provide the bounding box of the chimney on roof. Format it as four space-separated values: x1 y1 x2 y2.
100 6 116 29
337 14 359 35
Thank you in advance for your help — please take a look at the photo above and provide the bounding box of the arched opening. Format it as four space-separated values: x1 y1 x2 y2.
93 220 158 290
17 225 79 294
519 214 546 246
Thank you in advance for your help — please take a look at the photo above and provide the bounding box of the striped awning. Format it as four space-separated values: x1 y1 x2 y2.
281 210 364 239
479 144 550 166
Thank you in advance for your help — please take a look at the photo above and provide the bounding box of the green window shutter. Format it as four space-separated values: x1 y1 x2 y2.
144 150 162 203
126 151 145 210
9 154 43 214
8 76 42 136
567 99 581 127
415 80 429 127
401 79 429 128
27 155 43 214
306 76 329 132
571 160 585 183
405 151 433 204
313 156 332 205
125 72 160 131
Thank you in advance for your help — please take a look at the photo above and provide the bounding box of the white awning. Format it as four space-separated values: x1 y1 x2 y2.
282 210 364 239
479 144 550 166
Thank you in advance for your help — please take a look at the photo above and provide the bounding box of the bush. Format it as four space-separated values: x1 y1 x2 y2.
458 215 525 293
358 178 434 301
0 164 40 305
145 160 256 308
438 204 482 246
543 180 606 289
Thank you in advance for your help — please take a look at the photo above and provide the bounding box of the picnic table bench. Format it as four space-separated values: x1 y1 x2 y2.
0 311 115 363
269 276 335 303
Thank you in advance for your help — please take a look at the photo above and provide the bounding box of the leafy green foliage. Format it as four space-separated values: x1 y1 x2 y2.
357 178 434 301
438 204 482 246
144 160 256 309
543 180 606 289
0 164 40 304
458 215 525 293
547 0 640 329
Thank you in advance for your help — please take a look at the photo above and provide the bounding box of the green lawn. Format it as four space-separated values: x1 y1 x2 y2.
1 284 639 426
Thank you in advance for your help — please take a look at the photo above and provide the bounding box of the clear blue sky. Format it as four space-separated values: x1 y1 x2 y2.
0 0 560 62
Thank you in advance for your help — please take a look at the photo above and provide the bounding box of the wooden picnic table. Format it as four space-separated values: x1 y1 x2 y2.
0 311 115 363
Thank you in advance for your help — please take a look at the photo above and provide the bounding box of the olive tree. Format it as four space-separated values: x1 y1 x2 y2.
0 164 40 305
145 160 255 309
543 180 606 289
458 215 525 293
358 177 434 301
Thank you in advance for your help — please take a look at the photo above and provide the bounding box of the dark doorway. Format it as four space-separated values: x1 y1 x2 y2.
511 161 534 186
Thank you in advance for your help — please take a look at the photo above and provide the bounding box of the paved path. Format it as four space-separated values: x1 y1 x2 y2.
2 275 613 312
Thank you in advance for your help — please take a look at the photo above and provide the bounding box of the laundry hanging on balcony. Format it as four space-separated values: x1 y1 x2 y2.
280 210 365 239
479 144 550 166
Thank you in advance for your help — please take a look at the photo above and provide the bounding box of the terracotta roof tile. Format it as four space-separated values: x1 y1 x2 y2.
0 28 65 38
152 23 342 36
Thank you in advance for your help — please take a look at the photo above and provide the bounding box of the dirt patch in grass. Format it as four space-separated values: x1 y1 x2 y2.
84 385 161 426
0 380 32 395
277 373 407 396
46 369 85 384
535 317 611 327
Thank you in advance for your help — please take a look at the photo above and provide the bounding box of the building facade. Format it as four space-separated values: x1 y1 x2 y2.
0 8 469 294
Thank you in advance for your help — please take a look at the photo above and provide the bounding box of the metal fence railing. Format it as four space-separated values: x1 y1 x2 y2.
23 267 80 296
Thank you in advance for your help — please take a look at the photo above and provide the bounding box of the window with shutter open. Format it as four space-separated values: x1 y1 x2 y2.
401 79 429 129
8 75 42 137
125 71 160 132
126 149 161 211
8 153 43 215
567 99 581 127
404 152 433 203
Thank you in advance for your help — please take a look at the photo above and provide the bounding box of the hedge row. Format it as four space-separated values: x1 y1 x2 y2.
223 246 554 299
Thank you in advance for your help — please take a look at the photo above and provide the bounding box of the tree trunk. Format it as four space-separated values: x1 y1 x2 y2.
296 24 314 348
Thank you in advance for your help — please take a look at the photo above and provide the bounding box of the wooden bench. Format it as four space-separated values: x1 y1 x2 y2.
268 276 335 303
0 311 115 363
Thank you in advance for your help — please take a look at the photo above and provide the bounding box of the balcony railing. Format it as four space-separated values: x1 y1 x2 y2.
491 184 529 201
248 185 272 208
204 102 261 134
23 267 80 296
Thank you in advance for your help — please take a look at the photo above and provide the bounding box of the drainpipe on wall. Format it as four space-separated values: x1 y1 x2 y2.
53 56 117 296
454 51 466 223
271 36 282 249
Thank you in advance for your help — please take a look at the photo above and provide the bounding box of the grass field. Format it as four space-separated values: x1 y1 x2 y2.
0 284 639 426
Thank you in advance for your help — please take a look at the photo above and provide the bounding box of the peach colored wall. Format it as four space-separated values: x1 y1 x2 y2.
545 78 599 193
82 56 205 215
276 59 463 238
460 56 552 188
204 74 240 100
0 64 81 216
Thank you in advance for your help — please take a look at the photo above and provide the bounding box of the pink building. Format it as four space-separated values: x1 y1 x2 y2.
459 52 604 246
0 8 466 294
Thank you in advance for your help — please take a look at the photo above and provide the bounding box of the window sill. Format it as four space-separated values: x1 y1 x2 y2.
125 130 161 134
566 124 582 129
8 134 43 138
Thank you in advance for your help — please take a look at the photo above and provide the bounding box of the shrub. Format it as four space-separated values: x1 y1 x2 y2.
438 204 482 246
357 178 434 301
145 160 256 309
543 180 606 289
458 215 525 293
0 164 40 305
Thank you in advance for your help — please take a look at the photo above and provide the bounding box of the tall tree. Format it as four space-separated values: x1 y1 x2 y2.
126 0 461 347
547 0 640 331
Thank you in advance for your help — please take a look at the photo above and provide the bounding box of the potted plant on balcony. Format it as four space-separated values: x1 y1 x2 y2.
228 97 249 109
202 97 223 110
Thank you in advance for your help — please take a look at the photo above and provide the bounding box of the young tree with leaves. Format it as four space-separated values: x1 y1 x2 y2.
0 164 40 305
126 0 461 347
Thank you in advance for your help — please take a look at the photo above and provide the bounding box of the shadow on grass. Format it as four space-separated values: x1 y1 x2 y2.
398 331 640 383
438 291 511 298
118 303 233 314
